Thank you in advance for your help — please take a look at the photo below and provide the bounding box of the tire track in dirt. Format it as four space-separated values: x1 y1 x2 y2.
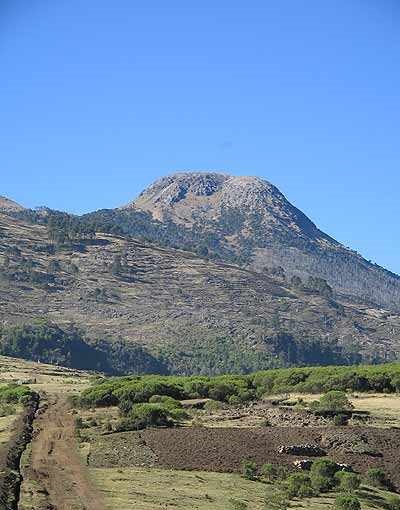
26 396 105 510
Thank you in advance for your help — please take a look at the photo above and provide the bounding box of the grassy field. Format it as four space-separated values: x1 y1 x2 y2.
90 466 397 510
271 392 400 428
0 355 93 396
91 467 266 510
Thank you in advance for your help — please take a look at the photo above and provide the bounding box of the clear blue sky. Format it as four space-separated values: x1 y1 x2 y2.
1 1 400 273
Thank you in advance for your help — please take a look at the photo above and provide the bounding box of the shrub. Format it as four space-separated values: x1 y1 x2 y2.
310 459 339 492
204 400 224 413
75 416 84 429
366 468 387 488
0 383 33 404
264 486 289 510
387 495 400 510
311 391 353 414
116 403 174 431
261 463 277 481
284 473 315 498
333 413 349 426
335 494 361 510
228 395 241 406
335 472 360 492
241 459 258 480
167 407 189 422
148 395 182 409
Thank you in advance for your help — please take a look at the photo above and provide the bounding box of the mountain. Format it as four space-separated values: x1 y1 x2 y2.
1 209 400 375
115 172 400 311
0 195 24 213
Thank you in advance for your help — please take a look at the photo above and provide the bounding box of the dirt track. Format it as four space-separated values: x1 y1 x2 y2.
26 397 105 510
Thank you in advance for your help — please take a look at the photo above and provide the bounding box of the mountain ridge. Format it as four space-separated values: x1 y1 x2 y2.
119 172 400 311
1 209 400 375
5 171 400 312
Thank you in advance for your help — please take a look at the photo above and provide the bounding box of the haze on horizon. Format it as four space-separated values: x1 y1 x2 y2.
1 1 400 274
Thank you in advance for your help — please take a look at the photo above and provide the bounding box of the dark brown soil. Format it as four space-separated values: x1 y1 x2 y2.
139 426 400 490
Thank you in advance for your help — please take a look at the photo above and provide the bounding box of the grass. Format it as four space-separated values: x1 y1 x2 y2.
0 412 18 445
270 392 400 428
90 467 399 510
90 467 266 510
350 393 400 427
0 355 92 396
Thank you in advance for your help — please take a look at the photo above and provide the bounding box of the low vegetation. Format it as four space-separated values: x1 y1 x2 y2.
78 363 400 417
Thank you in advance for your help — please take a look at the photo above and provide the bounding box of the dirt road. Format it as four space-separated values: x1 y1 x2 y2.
25 396 105 510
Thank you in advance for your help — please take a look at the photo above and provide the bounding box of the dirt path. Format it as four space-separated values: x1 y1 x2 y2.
26 396 105 510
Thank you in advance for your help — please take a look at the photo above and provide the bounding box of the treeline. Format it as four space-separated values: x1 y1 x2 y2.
0 321 166 375
79 362 400 412
0 320 374 378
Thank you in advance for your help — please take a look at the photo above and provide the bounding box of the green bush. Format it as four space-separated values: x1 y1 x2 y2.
366 468 387 488
78 362 400 414
204 400 224 413
241 459 258 480
387 495 400 510
261 463 277 481
333 414 349 426
335 472 360 492
0 384 33 404
228 395 241 406
284 473 315 498
335 494 361 510
310 391 353 414
116 403 174 431
310 459 339 492
148 395 182 409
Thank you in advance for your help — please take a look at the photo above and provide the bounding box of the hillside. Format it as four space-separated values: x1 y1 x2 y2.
1 210 400 374
103 172 400 312
0 196 24 213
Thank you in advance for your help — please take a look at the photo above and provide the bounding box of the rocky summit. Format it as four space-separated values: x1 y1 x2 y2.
121 172 400 311
1 172 400 375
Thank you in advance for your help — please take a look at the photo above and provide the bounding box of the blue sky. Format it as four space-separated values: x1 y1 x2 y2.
1 1 400 273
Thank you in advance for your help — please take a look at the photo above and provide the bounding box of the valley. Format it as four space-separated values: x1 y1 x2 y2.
1 357 400 509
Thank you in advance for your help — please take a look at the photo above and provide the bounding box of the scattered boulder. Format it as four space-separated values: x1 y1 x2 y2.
293 459 313 470
278 444 326 456
293 459 353 472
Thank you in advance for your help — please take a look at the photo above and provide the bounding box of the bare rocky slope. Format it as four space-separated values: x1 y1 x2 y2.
0 196 25 213
1 210 400 375
120 172 400 312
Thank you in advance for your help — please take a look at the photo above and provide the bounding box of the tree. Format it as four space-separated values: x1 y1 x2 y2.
284 473 315 498
310 459 338 492
261 463 277 481
366 468 387 488
241 459 258 480
312 391 353 414
335 494 361 510
335 472 360 492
